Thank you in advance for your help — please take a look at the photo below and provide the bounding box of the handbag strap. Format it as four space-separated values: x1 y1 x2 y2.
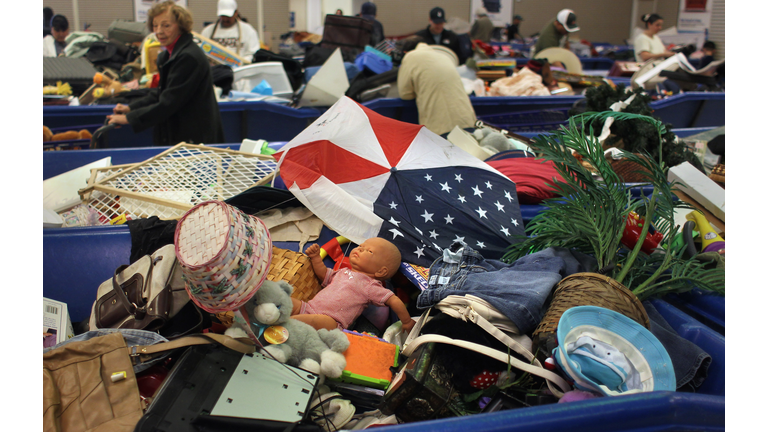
112 263 142 317
402 334 570 398
130 333 256 364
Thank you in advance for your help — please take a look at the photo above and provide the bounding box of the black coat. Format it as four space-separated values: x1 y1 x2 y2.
414 26 466 65
127 32 225 146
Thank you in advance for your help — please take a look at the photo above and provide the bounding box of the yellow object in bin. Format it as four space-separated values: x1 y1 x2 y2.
686 211 725 252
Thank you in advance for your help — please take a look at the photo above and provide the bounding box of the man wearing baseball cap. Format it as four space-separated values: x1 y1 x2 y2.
414 7 466 64
201 0 261 62
533 8 579 55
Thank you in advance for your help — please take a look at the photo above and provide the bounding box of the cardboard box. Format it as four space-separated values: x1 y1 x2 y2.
668 162 725 222
43 297 75 348
191 32 246 68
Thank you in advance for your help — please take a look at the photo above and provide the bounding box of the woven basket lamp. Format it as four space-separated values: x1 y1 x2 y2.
174 200 272 314
532 272 650 362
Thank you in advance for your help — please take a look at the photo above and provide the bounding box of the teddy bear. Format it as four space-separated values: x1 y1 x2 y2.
226 280 350 379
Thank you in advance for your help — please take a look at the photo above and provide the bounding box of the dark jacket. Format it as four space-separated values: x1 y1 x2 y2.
414 26 466 65
127 32 225 146
362 15 384 46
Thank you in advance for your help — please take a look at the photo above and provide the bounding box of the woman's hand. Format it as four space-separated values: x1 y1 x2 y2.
113 103 131 114
107 114 129 126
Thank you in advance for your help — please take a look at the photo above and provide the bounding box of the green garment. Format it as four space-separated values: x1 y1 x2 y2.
534 19 565 54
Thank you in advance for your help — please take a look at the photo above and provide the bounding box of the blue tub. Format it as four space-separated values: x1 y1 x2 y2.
43 102 323 147
42 224 725 432
649 92 725 129
363 96 584 126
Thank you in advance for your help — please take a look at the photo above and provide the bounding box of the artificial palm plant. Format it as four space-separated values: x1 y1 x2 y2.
502 111 724 355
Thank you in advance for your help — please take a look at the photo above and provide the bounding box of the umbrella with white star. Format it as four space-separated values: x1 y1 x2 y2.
273 96 526 266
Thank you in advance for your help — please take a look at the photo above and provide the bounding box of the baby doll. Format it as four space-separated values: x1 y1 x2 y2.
290 237 415 333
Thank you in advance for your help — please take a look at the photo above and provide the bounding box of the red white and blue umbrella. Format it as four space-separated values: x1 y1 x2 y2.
274 97 526 266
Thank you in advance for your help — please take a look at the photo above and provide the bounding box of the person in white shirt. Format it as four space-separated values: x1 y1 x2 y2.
43 14 69 57
634 13 674 62
201 0 260 62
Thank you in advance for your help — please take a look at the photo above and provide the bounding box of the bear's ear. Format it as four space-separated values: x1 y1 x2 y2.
278 280 294 296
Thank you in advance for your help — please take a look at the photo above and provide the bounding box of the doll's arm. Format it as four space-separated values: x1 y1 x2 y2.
305 244 329 281
385 295 415 333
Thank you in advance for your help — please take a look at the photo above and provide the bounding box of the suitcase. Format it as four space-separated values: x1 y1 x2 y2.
107 19 149 45
320 15 372 61
43 57 99 96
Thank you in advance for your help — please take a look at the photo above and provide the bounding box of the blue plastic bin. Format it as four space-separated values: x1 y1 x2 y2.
44 124 103 150
42 227 725 431
43 102 324 146
663 288 725 335
478 108 570 132
363 96 583 126
649 92 725 129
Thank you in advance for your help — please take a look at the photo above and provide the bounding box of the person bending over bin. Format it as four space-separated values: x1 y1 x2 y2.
290 238 415 333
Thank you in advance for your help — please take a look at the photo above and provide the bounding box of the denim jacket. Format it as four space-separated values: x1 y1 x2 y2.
417 241 596 335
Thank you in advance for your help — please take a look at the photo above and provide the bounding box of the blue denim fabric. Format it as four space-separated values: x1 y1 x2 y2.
43 328 170 373
417 241 596 335
642 301 712 391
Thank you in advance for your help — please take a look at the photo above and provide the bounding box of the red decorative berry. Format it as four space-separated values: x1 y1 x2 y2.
469 370 501 389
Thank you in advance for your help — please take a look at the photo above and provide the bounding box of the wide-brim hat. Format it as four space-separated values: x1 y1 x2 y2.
175 200 272 313
554 306 675 396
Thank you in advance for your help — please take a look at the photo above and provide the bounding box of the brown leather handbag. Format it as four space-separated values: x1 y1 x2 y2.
89 244 188 331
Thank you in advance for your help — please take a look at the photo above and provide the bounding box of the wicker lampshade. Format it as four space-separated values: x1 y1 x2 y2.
174 200 272 313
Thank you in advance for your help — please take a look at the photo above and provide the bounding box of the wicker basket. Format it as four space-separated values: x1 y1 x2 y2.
267 246 322 302
532 272 650 361
174 201 272 314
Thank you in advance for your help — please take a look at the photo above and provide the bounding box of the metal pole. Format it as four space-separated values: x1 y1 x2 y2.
257 0 265 46
72 0 81 31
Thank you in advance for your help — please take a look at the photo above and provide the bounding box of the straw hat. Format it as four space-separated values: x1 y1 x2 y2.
174 200 272 313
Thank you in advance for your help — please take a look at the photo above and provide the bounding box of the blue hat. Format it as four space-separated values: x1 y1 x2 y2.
553 306 675 396
430 7 446 24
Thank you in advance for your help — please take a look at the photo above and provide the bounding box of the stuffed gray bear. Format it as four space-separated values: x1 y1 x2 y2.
227 280 350 379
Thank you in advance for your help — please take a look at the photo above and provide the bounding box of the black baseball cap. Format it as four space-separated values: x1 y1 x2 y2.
430 7 446 24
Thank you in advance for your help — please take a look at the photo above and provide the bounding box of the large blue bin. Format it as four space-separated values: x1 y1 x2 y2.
42 222 725 431
363 96 583 126
43 102 323 147
43 143 243 180
663 288 725 335
649 92 725 129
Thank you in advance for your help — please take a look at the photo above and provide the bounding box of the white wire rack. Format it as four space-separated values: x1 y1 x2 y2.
77 143 278 224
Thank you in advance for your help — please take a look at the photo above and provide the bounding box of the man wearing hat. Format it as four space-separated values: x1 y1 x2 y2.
414 7 466 65
470 7 494 43
533 8 579 55
507 15 524 42
201 0 261 62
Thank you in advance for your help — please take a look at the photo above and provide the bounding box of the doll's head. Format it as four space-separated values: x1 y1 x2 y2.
349 237 401 281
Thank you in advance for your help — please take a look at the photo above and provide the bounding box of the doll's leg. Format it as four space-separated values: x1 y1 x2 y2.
292 313 339 331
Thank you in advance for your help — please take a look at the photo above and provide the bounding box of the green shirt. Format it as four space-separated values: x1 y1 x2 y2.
534 19 565 54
